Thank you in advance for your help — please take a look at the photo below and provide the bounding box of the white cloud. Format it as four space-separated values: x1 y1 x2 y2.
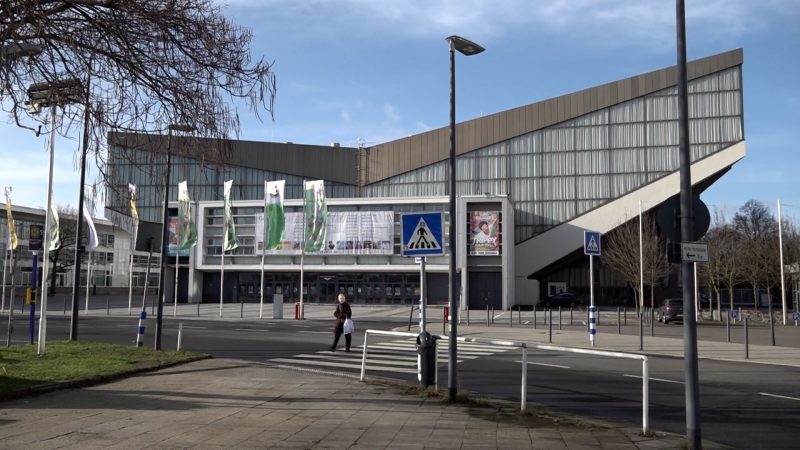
340 109 351 122
383 103 400 123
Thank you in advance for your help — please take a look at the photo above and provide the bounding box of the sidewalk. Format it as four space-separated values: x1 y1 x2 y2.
0 357 726 449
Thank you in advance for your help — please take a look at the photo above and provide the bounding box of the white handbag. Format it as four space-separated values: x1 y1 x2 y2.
343 318 355 334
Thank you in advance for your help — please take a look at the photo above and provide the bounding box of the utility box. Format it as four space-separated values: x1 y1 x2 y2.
273 294 283 319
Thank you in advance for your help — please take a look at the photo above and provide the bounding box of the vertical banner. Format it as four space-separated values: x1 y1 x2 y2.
83 185 99 251
222 180 238 251
48 196 60 251
264 180 285 251
177 181 197 250
303 180 327 252
4 186 17 250
128 184 139 251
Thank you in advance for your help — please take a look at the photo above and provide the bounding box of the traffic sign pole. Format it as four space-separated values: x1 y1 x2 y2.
589 254 596 347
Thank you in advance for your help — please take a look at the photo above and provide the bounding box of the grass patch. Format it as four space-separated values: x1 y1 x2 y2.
0 341 205 397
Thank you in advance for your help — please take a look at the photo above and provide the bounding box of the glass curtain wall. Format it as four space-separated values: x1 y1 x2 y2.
363 67 744 244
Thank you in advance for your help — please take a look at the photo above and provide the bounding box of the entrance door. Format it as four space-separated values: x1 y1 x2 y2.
468 272 502 309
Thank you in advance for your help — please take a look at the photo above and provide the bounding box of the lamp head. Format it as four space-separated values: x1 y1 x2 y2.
446 35 485 56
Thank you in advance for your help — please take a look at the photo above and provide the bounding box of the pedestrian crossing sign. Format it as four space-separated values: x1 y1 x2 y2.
401 212 444 256
584 230 601 256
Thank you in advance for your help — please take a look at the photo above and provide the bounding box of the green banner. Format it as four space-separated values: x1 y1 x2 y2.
223 180 238 251
178 181 197 250
264 180 285 251
303 180 327 252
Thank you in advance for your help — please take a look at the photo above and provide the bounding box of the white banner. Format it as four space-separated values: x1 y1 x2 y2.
256 210 394 255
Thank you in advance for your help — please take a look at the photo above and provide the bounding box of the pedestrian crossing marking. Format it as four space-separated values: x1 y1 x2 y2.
406 218 441 250
586 236 599 253
266 339 512 376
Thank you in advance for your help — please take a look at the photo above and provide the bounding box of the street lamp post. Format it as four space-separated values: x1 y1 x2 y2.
446 35 484 401
26 78 83 352
155 124 194 351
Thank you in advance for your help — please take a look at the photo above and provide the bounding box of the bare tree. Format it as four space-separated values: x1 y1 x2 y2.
733 200 779 308
701 209 745 319
1 0 276 198
604 214 667 314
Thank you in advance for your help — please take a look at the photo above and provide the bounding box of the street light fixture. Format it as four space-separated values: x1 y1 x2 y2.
155 123 195 351
26 77 83 354
445 35 484 401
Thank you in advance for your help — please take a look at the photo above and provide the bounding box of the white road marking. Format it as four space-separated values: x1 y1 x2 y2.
624 374 684 385
234 328 267 332
180 326 208 330
759 392 800 402
268 358 419 373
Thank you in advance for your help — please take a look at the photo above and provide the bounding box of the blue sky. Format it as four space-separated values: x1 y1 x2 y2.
2 0 799 221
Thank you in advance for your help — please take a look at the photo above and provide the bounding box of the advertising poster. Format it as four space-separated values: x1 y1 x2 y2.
468 210 501 255
166 217 191 257
256 211 394 255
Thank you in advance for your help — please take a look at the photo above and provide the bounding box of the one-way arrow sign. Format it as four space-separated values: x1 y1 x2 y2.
680 242 709 262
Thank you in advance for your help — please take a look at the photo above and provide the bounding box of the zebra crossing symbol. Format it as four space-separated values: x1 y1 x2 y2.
401 213 444 256
584 231 601 255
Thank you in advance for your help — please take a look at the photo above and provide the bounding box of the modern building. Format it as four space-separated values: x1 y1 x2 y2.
105 49 746 310
0 204 138 295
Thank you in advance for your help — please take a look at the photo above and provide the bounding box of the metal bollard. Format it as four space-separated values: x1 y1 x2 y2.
241 301 244 318
177 322 183 351
624 307 627 325
533 307 537 329
198 301 200 317
467 307 470 326
491 306 495 324
509 307 513 328
617 307 621 335
486 305 490 326
744 317 749 359
770 315 776 346
63 297 67 315
558 306 562 330
650 307 654 337
548 308 553 343
726 315 730 343
107 298 110 315
570 307 573 326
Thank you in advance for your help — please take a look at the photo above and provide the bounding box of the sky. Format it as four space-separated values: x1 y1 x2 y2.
2 0 799 222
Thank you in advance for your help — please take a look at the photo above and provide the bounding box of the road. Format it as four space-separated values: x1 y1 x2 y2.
6 308 800 449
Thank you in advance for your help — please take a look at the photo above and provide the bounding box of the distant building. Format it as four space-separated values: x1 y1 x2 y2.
105 49 745 309
0 204 150 293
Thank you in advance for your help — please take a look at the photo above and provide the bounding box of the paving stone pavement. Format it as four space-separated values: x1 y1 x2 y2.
0 356 732 449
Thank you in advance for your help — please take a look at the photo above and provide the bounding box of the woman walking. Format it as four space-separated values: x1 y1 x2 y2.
330 293 352 352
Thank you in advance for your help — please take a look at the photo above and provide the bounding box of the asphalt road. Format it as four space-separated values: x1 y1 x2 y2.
7 311 800 449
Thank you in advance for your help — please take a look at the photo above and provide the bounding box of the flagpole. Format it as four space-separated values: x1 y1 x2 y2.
1 249 7 311
85 252 91 312
299 181 306 320
260 182 267 319
127 254 134 315
174 217 179 317
5 250 17 347
219 249 225 317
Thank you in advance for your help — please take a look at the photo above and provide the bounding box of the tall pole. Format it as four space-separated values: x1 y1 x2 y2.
676 1 701 447
447 38 458 401
155 131 173 350
70 97 91 341
778 200 786 324
174 213 180 317
37 103 57 354
638 200 644 350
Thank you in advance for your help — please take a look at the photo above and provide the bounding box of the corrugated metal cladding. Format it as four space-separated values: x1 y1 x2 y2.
363 48 743 184
108 133 359 186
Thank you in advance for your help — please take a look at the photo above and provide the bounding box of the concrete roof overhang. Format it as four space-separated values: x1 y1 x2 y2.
521 141 746 280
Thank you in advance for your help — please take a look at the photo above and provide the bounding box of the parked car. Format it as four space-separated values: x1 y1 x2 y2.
544 292 582 308
657 298 684 324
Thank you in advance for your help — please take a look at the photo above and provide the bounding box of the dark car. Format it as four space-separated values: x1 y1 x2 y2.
544 292 581 308
657 298 684 324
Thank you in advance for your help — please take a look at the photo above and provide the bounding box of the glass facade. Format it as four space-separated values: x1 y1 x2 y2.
107 152 357 224
363 67 744 244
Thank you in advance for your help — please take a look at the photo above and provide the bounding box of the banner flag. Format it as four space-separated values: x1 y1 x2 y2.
222 180 238 251
83 185 99 251
3 186 17 250
128 184 139 251
303 180 327 252
178 181 197 249
48 196 60 251
264 180 285 251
